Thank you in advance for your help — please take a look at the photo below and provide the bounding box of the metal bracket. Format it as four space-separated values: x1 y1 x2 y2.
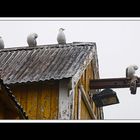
130 76 139 95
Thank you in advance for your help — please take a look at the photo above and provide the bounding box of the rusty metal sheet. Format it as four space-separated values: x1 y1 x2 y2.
90 77 140 89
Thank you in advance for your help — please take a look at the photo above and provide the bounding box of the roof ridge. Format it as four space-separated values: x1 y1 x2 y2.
0 42 96 52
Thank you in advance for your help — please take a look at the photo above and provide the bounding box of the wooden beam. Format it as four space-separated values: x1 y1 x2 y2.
90 77 140 89
79 84 97 119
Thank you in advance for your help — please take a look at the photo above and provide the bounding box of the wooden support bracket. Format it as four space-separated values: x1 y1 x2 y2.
78 84 97 119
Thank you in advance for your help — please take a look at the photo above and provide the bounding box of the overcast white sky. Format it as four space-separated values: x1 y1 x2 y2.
0 18 140 120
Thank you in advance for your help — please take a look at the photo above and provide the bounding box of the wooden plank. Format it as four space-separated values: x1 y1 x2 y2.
12 85 28 120
74 85 78 119
37 83 51 119
80 99 91 119
58 79 71 120
36 83 43 119
90 77 140 89
79 84 97 119
26 84 38 119
85 68 88 93
19 85 27 113
78 89 81 120
50 83 59 119
83 70 86 90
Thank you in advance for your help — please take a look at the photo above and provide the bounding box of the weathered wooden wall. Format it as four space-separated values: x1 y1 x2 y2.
9 81 59 120
74 62 98 119
0 62 101 120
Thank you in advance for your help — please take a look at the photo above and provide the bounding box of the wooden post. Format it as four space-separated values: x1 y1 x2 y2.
58 79 71 120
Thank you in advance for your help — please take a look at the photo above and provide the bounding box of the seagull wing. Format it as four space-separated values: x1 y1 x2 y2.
126 67 129 78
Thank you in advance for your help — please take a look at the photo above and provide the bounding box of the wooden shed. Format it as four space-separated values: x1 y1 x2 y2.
0 42 104 120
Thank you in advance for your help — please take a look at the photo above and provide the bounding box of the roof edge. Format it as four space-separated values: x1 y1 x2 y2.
72 46 97 87
0 42 96 52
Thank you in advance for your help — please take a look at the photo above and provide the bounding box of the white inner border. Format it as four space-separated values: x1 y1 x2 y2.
0 17 139 122
0 17 140 21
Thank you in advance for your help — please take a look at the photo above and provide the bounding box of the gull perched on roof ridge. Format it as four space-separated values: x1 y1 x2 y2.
0 36 4 49
27 33 38 47
126 65 138 79
57 28 66 45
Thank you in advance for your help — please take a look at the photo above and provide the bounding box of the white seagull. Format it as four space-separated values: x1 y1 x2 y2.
57 28 66 44
126 65 138 79
27 33 38 47
0 36 4 49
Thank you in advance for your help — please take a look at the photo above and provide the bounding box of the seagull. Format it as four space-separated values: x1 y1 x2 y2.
0 36 4 49
57 28 66 44
27 33 38 47
126 65 138 79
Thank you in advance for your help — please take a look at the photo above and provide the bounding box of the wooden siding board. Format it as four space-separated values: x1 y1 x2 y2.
80 99 91 119
78 89 81 120
74 85 78 119
79 84 97 119
50 84 58 119
8 82 59 120
26 84 38 119
19 86 27 113
37 83 51 119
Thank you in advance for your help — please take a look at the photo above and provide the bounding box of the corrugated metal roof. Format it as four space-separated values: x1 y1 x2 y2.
0 42 96 84
0 78 28 119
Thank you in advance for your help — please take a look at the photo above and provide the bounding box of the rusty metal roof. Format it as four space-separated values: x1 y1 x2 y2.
0 78 28 119
0 42 96 84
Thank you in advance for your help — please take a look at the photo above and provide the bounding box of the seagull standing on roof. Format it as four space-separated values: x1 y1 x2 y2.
0 36 4 49
57 28 66 44
27 33 38 47
126 65 139 79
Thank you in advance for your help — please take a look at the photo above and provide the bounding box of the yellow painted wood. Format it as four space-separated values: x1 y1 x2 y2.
80 99 91 119
85 69 88 93
26 84 38 119
50 84 59 119
19 85 27 112
37 83 51 119
9 81 59 120
74 62 99 119
74 85 78 119
36 82 59 120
